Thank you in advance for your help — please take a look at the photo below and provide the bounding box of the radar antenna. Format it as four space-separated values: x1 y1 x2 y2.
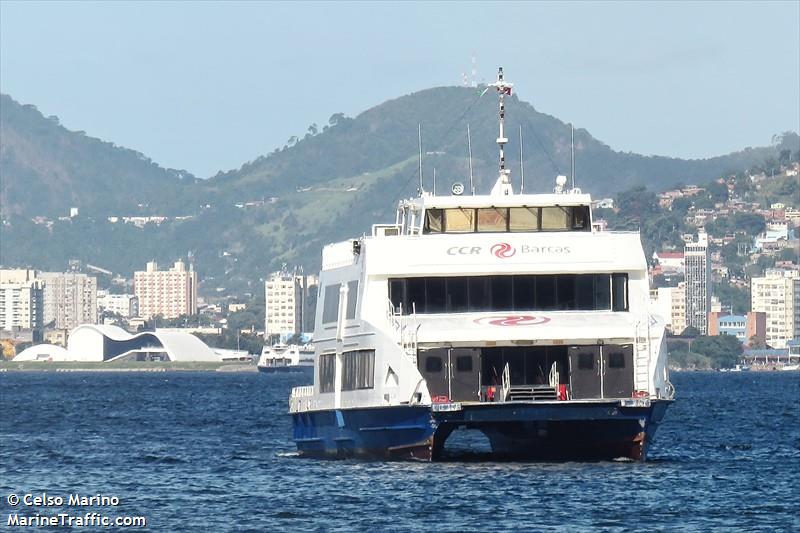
489 67 514 196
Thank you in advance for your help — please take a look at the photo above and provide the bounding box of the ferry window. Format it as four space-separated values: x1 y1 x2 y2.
509 207 540 232
512 275 535 309
572 206 590 231
578 353 594 370
576 274 595 310
444 208 475 233
490 276 513 311
319 354 335 393
556 275 577 310
346 280 359 319
594 275 611 310
536 276 557 310
477 208 509 232
406 278 426 314
322 285 340 324
541 206 570 231
425 357 443 373
426 278 446 313
424 208 443 233
612 273 629 311
608 352 625 368
342 350 375 390
456 356 473 372
468 277 491 311
446 277 468 312
389 279 406 313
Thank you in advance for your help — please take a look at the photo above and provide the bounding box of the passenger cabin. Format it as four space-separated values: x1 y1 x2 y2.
308 190 659 414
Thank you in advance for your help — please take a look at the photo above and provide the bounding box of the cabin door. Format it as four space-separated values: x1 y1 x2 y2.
602 344 634 399
447 348 481 402
419 348 449 400
568 346 601 399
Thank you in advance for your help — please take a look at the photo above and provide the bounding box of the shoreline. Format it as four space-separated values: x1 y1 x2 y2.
0 361 259 373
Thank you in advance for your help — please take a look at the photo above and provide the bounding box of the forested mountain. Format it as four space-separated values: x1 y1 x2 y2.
0 94 197 217
0 86 796 295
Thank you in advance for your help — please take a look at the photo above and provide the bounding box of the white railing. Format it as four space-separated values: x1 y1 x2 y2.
289 385 315 413
501 362 510 402
291 385 314 399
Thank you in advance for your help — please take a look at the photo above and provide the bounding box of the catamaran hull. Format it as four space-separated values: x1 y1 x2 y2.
291 400 671 461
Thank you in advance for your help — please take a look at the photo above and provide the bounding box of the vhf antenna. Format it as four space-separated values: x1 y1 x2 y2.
570 123 575 190
418 124 424 195
519 125 525 193
467 124 475 195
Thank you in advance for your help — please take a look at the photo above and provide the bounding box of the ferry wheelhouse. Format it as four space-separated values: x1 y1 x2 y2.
289 68 674 461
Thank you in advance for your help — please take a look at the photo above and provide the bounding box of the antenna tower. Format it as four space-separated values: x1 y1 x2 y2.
489 67 514 195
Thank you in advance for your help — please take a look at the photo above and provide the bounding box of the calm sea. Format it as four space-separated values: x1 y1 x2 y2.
1 370 798 532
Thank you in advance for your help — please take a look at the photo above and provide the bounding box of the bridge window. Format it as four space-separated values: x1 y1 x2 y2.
388 273 628 314
346 280 359 319
444 208 475 233
423 205 591 234
509 207 540 232
322 285 340 324
477 208 509 232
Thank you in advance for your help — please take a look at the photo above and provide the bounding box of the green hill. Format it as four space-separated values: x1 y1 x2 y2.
0 94 197 217
0 87 795 295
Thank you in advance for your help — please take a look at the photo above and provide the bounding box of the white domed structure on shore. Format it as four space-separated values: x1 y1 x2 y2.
13 324 219 363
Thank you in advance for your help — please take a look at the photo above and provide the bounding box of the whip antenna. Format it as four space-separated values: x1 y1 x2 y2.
418 124 424 195
467 124 475 195
519 125 525 193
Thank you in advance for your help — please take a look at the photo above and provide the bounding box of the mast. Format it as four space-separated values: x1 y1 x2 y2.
489 67 514 196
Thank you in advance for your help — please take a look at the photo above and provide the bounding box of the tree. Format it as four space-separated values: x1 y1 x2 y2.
681 326 701 338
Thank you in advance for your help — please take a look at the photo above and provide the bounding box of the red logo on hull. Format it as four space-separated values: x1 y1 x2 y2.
473 315 551 326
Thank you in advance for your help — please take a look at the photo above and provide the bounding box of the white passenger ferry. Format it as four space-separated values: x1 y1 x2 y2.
257 343 301 373
289 68 674 460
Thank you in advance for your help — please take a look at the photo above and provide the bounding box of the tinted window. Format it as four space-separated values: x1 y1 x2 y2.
322 285 340 324
444 208 475 232
513 275 535 309
425 357 443 373
319 354 335 393
490 276 513 311
426 278 446 313
612 273 629 311
608 352 625 368
509 207 539 232
446 277 468 312
477 208 509 232
536 276 556 310
541 206 570 230
456 356 473 372
572 205 590 231
425 208 443 233
346 280 359 319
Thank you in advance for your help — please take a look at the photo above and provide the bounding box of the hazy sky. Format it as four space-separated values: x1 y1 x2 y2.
1 1 798 178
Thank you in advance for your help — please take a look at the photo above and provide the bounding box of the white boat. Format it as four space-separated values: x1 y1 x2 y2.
289 67 674 461
257 343 301 372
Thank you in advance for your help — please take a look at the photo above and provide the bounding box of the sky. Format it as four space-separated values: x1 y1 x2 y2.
1 1 798 178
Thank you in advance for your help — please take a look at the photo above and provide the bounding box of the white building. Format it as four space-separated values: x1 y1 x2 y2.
13 324 219 362
97 291 139 318
265 270 304 338
751 269 800 349
650 282 687 335
39 272 97 330
684 233 711 334
134 261 197 320
0 269 44 331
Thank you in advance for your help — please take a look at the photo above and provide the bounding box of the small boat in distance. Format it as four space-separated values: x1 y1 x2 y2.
257 343 302 372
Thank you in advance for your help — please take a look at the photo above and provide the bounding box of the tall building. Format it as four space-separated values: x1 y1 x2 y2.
134 261 197 320
684 232 711 334
0 269 44 331
265 269 304 338
650 282 686 335
39 272 97 330
751 269 799 349
97 290 139 318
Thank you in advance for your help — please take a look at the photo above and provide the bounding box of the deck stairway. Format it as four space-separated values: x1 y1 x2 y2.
506 385 559 401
